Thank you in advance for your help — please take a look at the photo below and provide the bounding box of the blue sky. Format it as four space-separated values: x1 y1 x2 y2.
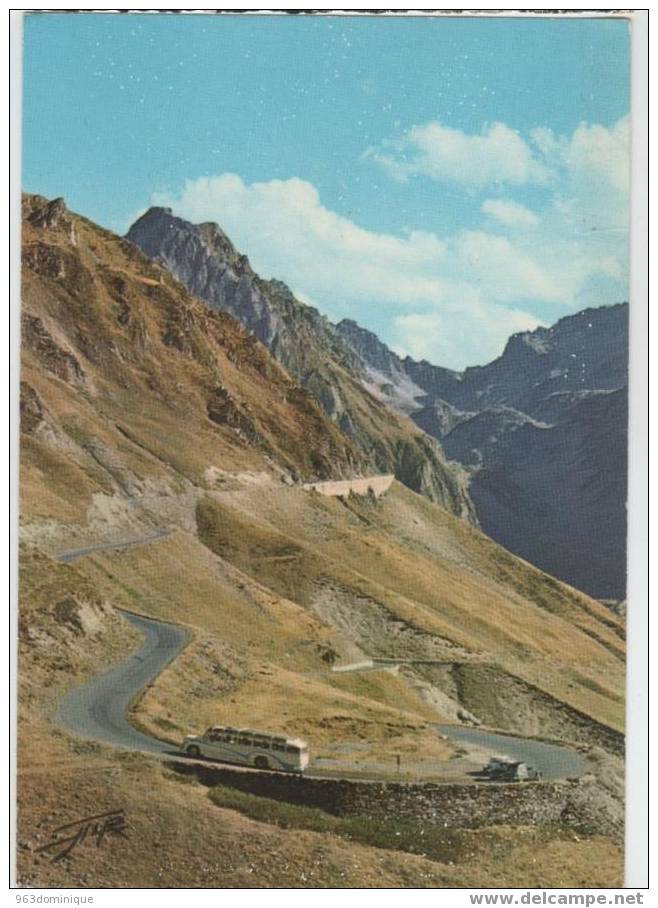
22 13 630 368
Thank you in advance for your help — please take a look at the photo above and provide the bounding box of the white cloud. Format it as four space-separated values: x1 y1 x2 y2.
393 305 543 368
153 174 447 307
455 230 565 303
535 115 630 197
481 198 539 228
531 115 630 235
153 116 628 370
365 121 548 188
369 115 630 210
519 117 630 309
569 118 630 195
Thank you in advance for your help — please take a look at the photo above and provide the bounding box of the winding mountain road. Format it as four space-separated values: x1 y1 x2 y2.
56 611 188 757
55 528 173 564
55 612 591 781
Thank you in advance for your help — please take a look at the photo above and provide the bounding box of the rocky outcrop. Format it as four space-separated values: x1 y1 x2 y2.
21 314 86 386
336 318 427 414
412 399 475 441
335 319 401 377
25 195 77 245
127 208 474 519
19 382 45 435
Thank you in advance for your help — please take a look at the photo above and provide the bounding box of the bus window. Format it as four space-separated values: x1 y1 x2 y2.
286 745 299 754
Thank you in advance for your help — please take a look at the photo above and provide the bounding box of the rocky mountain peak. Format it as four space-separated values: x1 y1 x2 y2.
336 318 403 377
127 209 475 518
24 195 77 245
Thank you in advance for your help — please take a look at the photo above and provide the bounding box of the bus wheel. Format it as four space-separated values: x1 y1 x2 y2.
186 745 201 758
254 756 269 770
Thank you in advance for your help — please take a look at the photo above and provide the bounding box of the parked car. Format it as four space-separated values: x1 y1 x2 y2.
485 756 543 782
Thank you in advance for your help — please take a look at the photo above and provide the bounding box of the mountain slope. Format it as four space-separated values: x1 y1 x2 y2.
19 196 625 888
126 208 474 518
19 194 625 739
337 307 629 599
21 194 372 524
442 390 627 599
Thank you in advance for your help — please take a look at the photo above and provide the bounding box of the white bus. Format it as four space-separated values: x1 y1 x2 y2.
181 725 310 773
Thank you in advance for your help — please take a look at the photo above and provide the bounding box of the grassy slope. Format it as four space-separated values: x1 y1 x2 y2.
192 484 624 733
17 551 623 888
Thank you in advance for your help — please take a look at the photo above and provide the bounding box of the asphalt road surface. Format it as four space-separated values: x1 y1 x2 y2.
56 612 590 780
436 724 590 780
55 611 189 756
55 528 172 563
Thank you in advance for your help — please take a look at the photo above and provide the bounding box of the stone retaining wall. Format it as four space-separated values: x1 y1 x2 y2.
302 475 395 498
173 762 622 840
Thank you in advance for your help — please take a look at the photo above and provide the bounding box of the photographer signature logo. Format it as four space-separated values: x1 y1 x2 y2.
35 809 128 862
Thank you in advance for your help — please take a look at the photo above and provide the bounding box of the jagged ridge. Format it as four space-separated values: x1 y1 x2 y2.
336 306 629 600
127 208 475 520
